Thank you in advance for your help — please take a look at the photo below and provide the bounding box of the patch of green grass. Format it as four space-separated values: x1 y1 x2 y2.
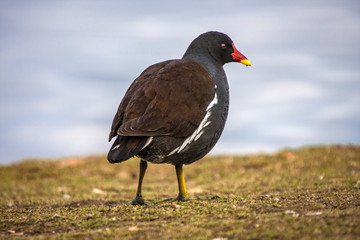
1 145 359 239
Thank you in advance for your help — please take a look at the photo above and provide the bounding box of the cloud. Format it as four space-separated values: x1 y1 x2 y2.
252 81 324 104
1 0 360 164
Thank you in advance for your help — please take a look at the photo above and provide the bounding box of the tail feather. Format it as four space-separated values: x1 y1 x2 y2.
107 136 149 163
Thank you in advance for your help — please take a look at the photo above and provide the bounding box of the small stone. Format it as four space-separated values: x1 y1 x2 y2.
129 226 138 231
92 188 105 195
8 230 23 236
171 203 180 208
285 210 299 217
63 194 70 199
305 211 322 216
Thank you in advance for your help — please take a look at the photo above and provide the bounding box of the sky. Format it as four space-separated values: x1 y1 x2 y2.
1 0 360 164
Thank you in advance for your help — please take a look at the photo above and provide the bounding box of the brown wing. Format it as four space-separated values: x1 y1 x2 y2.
108 59 215 141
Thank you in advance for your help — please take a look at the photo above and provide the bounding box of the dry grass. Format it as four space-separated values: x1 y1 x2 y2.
1 145 359 239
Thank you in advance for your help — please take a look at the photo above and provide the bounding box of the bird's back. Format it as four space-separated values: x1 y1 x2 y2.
108 59 216 164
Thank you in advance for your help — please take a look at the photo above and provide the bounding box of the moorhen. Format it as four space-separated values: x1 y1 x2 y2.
108 31 251 205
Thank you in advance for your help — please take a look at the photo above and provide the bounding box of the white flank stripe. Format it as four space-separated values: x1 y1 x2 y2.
112 136 153 152
194 131 204 141
112 144 120 151
167 88 218 156
168 147 178 156
141 137 153 150
204 121 211 128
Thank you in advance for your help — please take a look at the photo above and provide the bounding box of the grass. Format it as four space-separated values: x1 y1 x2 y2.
1 145 359 239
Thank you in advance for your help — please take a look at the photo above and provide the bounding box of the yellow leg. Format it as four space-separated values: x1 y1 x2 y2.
175 165 189 201
158 164 219 203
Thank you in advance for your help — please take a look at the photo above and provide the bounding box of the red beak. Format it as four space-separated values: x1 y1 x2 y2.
232 43 251 66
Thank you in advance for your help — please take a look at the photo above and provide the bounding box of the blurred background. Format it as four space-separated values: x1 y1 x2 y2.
1 0 359 164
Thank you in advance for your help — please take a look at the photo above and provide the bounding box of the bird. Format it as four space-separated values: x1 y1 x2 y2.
107 31 250 205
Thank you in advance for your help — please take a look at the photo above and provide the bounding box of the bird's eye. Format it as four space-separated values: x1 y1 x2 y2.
221 43 227 49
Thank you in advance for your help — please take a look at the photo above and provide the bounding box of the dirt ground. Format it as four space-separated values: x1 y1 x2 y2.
1 145 359 239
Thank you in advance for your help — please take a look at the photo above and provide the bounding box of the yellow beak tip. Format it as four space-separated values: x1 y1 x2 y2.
240 59 251 66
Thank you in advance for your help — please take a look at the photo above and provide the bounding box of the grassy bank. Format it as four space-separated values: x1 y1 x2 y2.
1 145 359 239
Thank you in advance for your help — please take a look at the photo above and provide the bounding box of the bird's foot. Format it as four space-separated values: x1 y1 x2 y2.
129 196 147 205
174 195 190 202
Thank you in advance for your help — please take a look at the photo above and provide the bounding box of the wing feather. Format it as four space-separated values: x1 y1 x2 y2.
109 59 215 141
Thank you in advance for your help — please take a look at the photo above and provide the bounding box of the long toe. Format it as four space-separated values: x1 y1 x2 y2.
195 195 220 200
158 196 188 203
158 194 220 204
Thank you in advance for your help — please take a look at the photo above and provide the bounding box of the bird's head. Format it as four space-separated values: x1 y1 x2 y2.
185 31 251 66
